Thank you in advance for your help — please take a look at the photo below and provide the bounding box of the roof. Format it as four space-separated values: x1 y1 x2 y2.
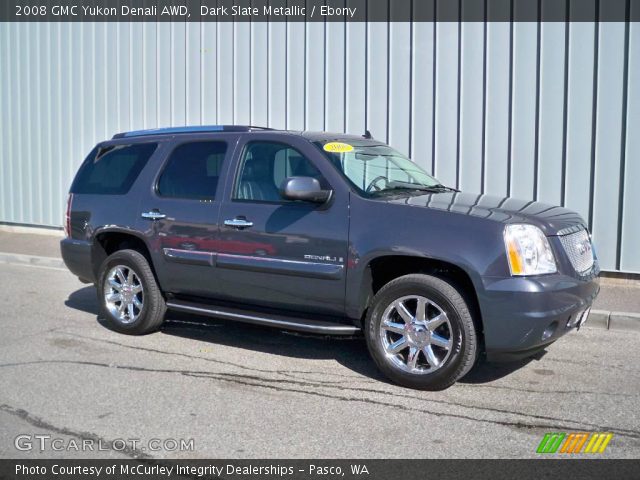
111 125 381 143
112 125 275 139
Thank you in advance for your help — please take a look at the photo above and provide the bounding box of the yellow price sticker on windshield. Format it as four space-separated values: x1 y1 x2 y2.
323 142 354 153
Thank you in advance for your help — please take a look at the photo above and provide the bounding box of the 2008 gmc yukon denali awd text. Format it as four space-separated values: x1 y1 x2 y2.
60 125 600 390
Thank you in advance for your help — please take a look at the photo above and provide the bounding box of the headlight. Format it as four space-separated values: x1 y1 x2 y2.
503 224 557 276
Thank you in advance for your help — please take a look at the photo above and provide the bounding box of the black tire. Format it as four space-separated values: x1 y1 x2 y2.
364 274 477 390
97 249 166 335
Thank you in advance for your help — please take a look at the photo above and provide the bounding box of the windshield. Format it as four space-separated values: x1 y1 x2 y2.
316 141 442 196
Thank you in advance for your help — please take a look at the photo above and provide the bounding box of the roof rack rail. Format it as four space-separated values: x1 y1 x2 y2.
112 125 274 139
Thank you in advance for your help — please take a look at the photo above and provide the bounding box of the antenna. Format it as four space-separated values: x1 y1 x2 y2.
363 130 373 139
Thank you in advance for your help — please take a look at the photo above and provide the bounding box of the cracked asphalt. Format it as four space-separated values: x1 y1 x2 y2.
1 262 639 459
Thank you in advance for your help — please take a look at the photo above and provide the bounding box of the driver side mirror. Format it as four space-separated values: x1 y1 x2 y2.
279 177 332 204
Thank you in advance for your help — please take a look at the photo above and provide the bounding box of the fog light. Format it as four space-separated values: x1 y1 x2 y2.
542 321 558 341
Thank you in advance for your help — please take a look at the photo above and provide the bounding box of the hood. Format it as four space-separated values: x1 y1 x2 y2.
381 192 587 235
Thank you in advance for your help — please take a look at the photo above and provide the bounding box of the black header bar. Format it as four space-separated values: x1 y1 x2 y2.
2 459 640 480
2 0 639 22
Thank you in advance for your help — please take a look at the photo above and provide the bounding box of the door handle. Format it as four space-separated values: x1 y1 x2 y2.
224 218 254 229
141 211 167 220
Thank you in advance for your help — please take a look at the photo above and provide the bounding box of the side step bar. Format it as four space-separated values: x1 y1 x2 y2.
166 300 360 336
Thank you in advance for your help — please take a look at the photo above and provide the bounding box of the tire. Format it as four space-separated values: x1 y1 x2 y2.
97 249 166 335
364 274 477 390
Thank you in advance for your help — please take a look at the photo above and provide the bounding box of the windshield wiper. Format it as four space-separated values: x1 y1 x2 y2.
381 181 459 193
431 183 460 192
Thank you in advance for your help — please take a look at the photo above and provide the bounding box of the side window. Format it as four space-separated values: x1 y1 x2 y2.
234 142 324 202
157 141 227 200
71 143 158 195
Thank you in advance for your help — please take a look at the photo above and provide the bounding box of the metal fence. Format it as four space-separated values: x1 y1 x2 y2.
0 20 638 272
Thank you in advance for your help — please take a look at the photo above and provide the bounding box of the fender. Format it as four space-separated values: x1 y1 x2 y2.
345 194 504 326
345 250 487 325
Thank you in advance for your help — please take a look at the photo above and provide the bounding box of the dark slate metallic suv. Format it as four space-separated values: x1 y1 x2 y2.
61 126 600 390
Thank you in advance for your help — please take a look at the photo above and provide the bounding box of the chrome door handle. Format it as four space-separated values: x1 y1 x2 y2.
224 218 254 229
141 211 166 220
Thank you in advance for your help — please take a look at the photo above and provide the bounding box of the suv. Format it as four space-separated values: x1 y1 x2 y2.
61 125 599 390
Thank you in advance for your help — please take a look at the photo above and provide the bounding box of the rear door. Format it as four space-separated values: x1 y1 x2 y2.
137 135 237 297
215 134 349 317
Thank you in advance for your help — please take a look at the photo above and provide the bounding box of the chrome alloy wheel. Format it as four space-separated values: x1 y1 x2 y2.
379 295 454 374
103 265 144 324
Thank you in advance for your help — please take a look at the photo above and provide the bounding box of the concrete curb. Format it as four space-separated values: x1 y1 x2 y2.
586 310 609 329
0 224 64 237
581 309 640 332
609 311 640 332
0 252 66 270
0 251 639 332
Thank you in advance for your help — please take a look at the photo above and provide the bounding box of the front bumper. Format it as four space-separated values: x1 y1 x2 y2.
479 272 600 361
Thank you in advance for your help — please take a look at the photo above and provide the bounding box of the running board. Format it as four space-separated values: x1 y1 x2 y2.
166 300 360 336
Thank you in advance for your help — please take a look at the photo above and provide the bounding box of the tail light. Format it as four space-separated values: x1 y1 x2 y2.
64 193 73 237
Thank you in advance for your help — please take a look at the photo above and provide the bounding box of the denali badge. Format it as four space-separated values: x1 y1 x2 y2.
304 254 344 263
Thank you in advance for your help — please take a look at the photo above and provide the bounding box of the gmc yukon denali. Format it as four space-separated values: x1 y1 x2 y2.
61 126 600 390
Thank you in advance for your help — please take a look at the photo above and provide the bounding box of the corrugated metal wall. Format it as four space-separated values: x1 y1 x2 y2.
0 20 638 272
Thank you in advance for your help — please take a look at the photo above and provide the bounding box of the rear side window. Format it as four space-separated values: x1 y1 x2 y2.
71 143 158 195
157 141 227 200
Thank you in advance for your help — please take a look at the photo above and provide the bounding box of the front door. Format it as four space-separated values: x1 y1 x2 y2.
216 136 349 317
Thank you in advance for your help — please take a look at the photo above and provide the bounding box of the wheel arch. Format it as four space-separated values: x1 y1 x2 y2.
91 228 156 282
355 254 485 348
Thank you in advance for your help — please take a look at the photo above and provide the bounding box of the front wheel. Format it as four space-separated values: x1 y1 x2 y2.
97 249 166 335
365 274 478 390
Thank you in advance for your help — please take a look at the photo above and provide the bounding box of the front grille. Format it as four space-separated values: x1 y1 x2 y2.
559 228 595 275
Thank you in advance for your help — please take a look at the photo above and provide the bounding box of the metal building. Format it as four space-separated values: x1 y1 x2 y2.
0 19 638 272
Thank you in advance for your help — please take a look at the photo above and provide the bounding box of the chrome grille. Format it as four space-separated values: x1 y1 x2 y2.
559 228 595 275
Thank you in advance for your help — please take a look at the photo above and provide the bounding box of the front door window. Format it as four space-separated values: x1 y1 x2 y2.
234 141 325 203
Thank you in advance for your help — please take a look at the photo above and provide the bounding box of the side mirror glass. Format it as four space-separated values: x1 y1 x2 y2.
279 177 332 203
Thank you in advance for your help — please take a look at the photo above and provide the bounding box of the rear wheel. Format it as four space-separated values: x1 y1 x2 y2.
97 249 166 335
365 274 477 390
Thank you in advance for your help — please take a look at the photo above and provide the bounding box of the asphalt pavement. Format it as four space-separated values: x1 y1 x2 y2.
1 260 639 459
